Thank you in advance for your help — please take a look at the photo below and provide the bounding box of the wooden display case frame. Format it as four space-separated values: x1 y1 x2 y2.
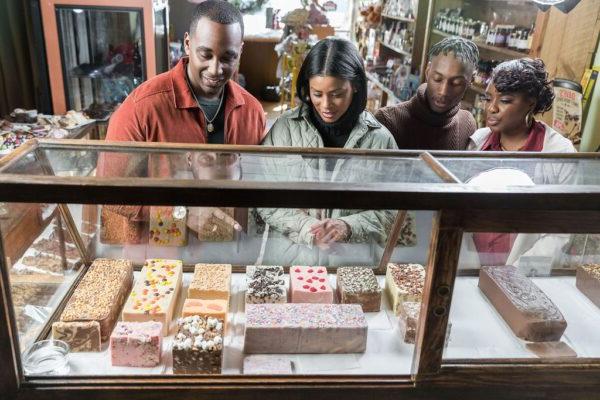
1 140 600 399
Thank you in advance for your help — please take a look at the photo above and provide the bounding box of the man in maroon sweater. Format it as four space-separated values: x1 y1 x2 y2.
375 37 479 150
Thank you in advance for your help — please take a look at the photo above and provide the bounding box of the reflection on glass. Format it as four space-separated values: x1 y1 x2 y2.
56 7 145 117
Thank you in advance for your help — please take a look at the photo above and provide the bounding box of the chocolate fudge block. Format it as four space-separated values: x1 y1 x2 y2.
60 258 133 341
243 355 293 374
289 266 333 303
245 266 286 304
110 321 162 367
576 264 600 309
188 264 231 300
479 265 567 342
148 207 187 247
52 321 101 352
244 303 367 354
397 301 420 344
385 263 425 315
336 267 381 312
172 316 224 374
122 259 183 336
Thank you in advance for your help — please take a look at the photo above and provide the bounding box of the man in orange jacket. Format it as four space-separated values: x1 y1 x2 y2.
106 0 266 144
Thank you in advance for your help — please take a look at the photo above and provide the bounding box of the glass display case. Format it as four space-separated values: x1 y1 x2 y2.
1 140 600 399
39 0 169 116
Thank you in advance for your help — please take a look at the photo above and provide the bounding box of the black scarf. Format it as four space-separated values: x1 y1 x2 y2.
308 100 362 148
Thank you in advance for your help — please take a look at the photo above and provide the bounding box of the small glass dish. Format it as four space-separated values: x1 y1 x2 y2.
22 339 70 375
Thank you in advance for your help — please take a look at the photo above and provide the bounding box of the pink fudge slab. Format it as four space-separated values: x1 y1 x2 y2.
244 303 367 354
243 355 293 374
289 266 333 303
110 321 162 367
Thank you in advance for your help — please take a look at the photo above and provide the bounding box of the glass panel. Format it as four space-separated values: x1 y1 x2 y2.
444 230 600 361
2 203 85 354
438 157 600 185
1 200 435 377
56 6 145 117
2 146 444 185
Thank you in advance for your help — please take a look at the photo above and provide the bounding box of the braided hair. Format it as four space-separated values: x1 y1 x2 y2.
428 36 479 73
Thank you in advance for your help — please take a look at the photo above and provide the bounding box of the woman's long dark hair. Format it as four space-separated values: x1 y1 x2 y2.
296 38 367 113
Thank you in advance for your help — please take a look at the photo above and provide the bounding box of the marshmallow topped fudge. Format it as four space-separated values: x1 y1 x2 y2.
479 265 567 342
336 267 382 312
289 266 333 303
57 258 133 342
385 263 425 315
246 265 287 304
188 264 232 301
110 321 162 367
244 303 367 354
576 264 600 309
172 315 224 374
122 259 183 336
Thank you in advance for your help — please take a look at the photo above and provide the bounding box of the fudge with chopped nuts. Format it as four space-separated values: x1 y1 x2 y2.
336 267 381 312
188 264 231 300
385 263 425 315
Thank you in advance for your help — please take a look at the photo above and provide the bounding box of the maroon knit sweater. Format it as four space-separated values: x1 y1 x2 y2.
374 84 477 150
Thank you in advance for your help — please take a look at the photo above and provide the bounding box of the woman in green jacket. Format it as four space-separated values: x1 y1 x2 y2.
259 38 409 266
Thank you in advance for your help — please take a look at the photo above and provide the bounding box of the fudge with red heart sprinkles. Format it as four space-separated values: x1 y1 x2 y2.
290 266 333 303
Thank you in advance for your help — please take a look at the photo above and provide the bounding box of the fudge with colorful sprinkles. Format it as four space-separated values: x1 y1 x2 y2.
244 303 367 354
122 259 183 336
172 315 224 374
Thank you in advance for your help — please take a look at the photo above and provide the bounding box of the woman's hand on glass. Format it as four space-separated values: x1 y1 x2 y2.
310 218 350 250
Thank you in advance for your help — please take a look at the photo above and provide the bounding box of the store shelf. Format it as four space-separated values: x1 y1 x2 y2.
381 13 415 23
432 29 529 59
380 41 412 57
365 71 400 103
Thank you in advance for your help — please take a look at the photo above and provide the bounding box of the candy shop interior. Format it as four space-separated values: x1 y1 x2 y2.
1 1 600 400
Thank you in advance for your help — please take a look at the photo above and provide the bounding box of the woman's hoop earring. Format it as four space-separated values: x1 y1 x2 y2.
525 111 534 128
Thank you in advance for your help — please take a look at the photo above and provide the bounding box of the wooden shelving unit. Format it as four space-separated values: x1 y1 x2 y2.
431 29 530 60
380 41 412 57
365 71 400 103
381 13 415 23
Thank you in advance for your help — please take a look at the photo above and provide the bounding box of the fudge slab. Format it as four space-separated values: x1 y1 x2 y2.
246 265 287 304
148 207 187 247
173 315 224 374
110 321 162 367
576 264 600 309
188 264 231 300
59 258 133 341
122 259 183 336
244 303 367 354
397 301 420 344
182 298 228 325
385 263 425 315
243 355 293 374
289 266 333 303
336 267 381 312
479 265 567 342
52 321 101 352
